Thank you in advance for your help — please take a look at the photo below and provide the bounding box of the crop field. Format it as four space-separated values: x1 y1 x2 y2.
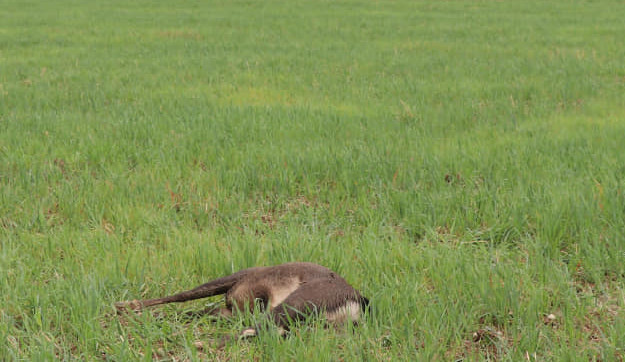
2 0 625 360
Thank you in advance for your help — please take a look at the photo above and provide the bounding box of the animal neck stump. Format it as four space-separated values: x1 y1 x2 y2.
115 262 369 342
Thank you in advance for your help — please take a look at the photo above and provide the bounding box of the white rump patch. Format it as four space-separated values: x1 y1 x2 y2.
326 301 361 324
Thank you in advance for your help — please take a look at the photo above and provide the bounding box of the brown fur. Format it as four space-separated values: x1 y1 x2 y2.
115 262 369 340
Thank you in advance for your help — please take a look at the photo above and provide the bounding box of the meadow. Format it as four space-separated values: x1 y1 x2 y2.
1 0 625 360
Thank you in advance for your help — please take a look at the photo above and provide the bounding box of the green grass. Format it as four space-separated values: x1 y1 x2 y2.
2 0 625 360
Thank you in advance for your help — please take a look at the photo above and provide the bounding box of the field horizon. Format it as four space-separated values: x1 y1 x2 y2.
2 0 625 360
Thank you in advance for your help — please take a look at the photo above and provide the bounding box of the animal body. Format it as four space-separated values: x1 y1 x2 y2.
115 262 369 339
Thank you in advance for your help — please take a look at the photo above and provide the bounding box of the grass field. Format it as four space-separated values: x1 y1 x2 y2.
2 0 625 360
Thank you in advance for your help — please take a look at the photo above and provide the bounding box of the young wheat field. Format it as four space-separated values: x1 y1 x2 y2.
2 0 625 360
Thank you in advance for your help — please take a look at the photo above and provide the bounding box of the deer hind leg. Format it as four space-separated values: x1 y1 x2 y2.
226 283 270 315
232 278 354 341
114 299 144 314
270 278 364 329
221 279 364 347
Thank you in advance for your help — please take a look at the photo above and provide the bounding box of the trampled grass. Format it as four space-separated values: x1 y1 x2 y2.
1 0 625 360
